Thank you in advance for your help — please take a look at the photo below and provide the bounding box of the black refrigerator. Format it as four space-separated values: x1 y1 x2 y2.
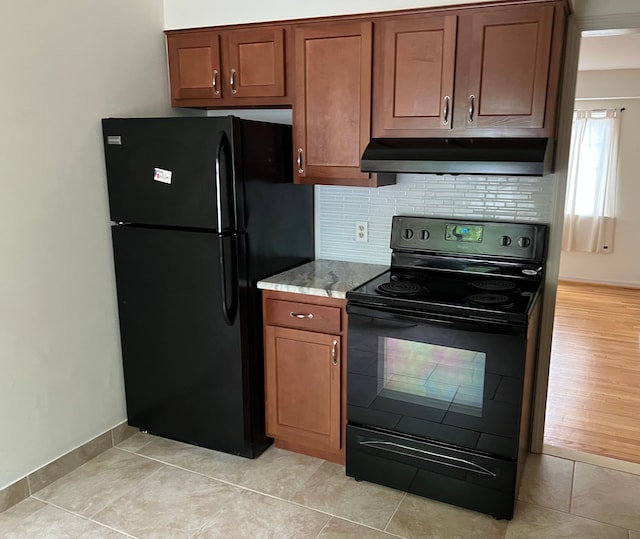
102 116 314 458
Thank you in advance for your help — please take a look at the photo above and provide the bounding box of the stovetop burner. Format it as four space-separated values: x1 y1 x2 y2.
391 272 426 283
470 280 518 293
376 281 426 297
465 293 514 309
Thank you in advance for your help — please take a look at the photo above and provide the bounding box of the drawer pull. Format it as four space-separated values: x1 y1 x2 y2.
331 340 338 365
290 312 314 319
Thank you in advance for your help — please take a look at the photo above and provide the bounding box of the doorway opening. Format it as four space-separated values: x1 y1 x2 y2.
543 29 640 466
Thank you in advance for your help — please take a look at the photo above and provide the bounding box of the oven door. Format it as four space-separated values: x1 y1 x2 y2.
346 302 529 460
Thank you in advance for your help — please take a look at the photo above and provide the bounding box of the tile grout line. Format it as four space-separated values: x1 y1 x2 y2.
3 423 133 514
125 442 631 537
186 520 209 539
383 490 407 534
116 444 408 536
312 516 333 539
14 443 636 537
569 459 576 515
115 448 333 511
32 456 168 526
129 445 635 535
517 497 632 534
26 497 139 539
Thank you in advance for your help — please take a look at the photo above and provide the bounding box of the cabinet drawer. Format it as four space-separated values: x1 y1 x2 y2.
265 298 341 333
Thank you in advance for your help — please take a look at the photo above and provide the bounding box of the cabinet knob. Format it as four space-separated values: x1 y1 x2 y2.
290 312 314 319
212 70 220 95
331 340 338 365
468 94 476 123
442 95 450 126
297 148 304 174
230 68 237 94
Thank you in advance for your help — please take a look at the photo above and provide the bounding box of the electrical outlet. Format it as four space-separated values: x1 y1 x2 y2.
355 221 368 243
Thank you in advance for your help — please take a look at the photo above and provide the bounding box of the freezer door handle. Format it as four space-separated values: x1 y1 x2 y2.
218 234 238 326
214 132 237 232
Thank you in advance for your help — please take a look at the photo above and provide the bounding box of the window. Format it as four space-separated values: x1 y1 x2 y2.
562 109 622 253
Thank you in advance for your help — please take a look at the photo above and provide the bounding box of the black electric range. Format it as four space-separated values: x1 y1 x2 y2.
345 216 548 520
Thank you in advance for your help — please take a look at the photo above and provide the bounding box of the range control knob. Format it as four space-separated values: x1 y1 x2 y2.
419 229 430 240
518 236 532 248
402 228 414 240
499 235 512 247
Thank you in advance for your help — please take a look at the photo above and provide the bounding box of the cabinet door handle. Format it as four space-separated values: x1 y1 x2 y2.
442 95 450 125
296 148 304 174
468 94 476 123
212 70 220 95
331 340 338 365
230 69 237 94
290 312 314 319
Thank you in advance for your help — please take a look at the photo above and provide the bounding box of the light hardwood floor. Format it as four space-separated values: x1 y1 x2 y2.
544 280 640 464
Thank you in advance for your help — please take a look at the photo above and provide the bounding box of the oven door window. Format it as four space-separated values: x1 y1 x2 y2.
380 338 485 418
347 306 529 459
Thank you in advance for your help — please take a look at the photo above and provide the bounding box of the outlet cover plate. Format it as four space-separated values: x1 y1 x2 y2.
356 221 368 242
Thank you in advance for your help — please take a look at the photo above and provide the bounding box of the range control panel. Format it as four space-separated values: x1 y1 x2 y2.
390 216 546 262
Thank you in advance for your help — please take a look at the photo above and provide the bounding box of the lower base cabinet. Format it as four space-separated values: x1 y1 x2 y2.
262 290 347 464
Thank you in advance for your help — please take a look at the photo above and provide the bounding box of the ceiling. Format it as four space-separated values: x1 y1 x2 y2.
578 32 640 71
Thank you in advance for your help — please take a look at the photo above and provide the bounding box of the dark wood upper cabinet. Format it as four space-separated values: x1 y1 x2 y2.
167 31 222 102
293 21 391 186
373 14 457 135
223 27 286 98
373 1 565 138
455 3 558 133
166 26 289 107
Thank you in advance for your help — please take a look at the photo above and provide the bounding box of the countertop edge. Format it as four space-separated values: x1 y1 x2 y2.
257 260 389 299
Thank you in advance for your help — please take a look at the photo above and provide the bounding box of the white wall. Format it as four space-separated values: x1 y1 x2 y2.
572 0 640 17
0 1 171 489
163 0 496 29
558 70 640 286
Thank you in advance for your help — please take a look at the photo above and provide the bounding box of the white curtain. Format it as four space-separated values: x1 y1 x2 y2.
562 109 621 253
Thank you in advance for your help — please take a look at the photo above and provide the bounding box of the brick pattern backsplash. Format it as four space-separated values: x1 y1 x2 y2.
317 173 555 265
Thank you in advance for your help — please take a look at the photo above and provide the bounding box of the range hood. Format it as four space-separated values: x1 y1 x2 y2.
361 137 553 177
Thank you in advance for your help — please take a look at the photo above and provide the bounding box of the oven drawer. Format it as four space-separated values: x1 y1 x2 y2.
346 424 517 519
264 298 342 334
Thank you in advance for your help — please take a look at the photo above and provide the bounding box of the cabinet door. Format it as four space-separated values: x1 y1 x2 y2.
374 14 457 136
224 27 286 98
293 22 372 185
456 4 555 131
167 31 222 102
265 326 341 451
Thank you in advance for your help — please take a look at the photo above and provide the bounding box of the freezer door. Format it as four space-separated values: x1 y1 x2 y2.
103 117 238 231
111 225 264 456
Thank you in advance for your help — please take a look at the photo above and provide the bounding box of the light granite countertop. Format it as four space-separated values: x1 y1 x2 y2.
257 259 389 299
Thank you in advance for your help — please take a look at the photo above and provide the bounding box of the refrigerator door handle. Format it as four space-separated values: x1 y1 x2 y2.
218 234 238 326
215 132 237 232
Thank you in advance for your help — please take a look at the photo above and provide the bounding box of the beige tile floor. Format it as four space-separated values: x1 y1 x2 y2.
1 432 639 538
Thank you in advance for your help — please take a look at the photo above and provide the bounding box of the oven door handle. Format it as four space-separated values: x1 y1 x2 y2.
359 440 497 477
347 302 525 335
